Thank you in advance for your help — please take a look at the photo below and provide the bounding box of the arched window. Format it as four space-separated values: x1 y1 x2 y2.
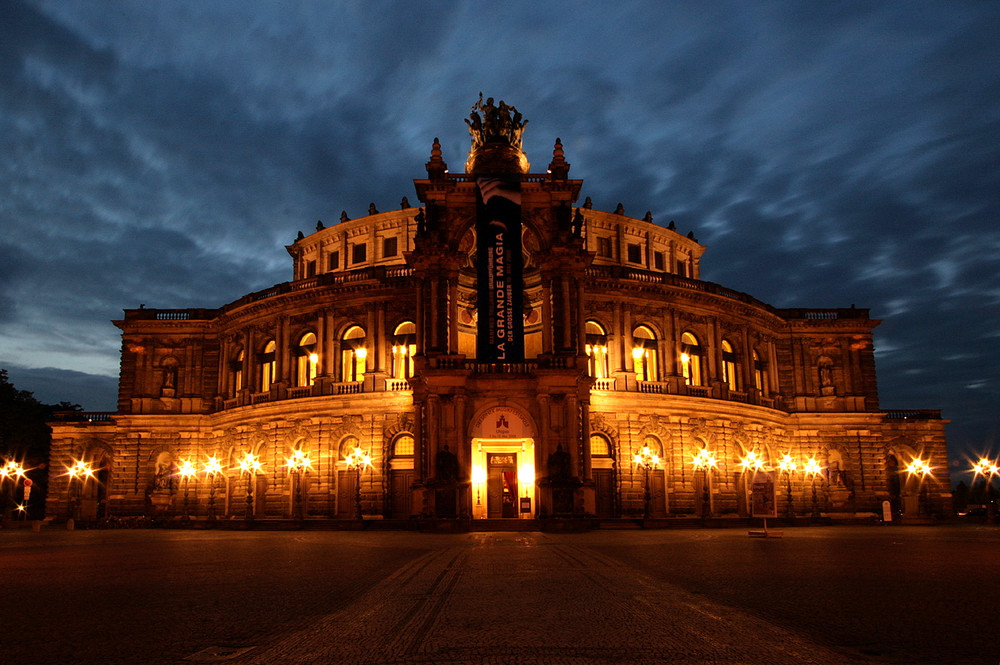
585 321 609 379
632 325 658 382
393 434 414 457
680 332 703 386
753 348 767 394
341 326 367 382
339 435 360 459
642 435 664 458
721 339 738 391
392 322 416 379
295 332 318 387
590 434 611 457
230 349 244 396
260 340 276 392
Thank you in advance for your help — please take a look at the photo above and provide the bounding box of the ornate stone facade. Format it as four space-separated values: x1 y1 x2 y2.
49 102 950 522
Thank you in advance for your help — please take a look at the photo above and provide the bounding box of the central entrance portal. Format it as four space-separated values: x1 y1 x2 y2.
469 405 537 519
487 453 518 518
471 438 535 519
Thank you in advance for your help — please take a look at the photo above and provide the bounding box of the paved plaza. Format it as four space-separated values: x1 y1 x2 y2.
2 525 997 664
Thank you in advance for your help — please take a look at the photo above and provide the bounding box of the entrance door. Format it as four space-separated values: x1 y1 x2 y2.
337 470 357 518
487 453 517 518
390 469 413 518
594 469 616 518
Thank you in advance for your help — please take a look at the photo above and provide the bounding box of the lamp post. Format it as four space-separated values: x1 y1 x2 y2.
65 460 93 524
1 461 26 522
177 459 196 520
203 456 223 521
692 448 717 518
285 449 313 522
906 457 932 517
804 457 822 519
634 445 660 519
971 457 998 522
238 451 264 522
344 446 372 520
472 465 486 514
777 454 797 520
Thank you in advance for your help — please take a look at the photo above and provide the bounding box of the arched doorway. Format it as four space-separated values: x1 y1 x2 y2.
468 405 537 519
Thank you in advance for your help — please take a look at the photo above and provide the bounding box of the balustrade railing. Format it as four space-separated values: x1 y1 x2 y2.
686 385 711 398
385 378 411 391
334 381 363 395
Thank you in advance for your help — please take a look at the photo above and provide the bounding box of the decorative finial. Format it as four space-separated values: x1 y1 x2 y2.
316 220 325 231
464 95 530 174
400 197 410 209
668 220 676 230
614 203 624 215
548 137 569 179
426 137 448 179
643 211 653 223
296 230 304 240
583 197 593 209
369 203 378 215
687 230 697 241
341 210 350 223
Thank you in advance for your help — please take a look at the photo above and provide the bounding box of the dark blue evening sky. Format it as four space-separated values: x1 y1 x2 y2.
2 1 998 484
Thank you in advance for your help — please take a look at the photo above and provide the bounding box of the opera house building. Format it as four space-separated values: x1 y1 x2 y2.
49 99 950 524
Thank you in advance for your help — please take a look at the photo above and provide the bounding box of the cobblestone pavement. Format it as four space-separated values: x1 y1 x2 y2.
232 533 860 665
3 526 998 664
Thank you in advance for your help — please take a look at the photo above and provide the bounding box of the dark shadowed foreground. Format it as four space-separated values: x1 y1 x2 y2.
2 526 996 664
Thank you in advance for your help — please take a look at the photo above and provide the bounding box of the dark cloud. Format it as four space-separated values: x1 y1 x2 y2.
2 1 999 475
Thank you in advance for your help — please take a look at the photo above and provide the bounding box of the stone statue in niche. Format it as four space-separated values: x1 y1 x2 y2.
151 452 174 493
818 357 836 396
436 444 459 484
547 444 571 481
161 365 177 397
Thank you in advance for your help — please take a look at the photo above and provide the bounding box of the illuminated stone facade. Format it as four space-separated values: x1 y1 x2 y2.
48 107 950 523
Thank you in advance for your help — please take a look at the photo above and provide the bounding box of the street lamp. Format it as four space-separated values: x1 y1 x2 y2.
177 459 196 520
343 446 372 520
472 465 486 510
692 447 717 517
906 457 932 517
1 461 26 522
777 453 798 520
971 457 998 521
238 451 264 522
803 457 823 519
65 460 93 523
634 445 660 519
285 449 313 521
203 456 223 521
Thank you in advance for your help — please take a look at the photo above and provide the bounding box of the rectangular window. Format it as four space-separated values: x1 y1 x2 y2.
305 260 316 278
654 251 665 270
352 243 367 264
597 236 612 258
328 251 339 271
382 236 398 258
677 260 688 277
627 243 642 264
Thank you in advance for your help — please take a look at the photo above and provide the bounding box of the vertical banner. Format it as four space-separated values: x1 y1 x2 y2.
476 177 524 362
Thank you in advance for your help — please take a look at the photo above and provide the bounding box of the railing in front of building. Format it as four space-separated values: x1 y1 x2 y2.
51 411 116 423
884 409 942 420
385 378 410 391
